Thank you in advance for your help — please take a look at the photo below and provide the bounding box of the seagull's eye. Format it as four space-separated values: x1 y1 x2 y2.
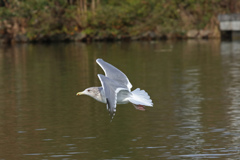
87 89 90 92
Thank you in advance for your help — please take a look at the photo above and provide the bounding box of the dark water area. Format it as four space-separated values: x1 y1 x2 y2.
0 40 240 159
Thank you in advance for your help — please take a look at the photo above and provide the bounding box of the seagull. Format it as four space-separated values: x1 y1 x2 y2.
76 58 153 118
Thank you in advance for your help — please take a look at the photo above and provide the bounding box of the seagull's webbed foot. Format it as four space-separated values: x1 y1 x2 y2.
133 104 146 111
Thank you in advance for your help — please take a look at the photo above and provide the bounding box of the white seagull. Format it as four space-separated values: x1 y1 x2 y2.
76 58 153 118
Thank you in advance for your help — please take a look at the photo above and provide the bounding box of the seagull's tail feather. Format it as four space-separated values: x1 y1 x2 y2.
129 88 153 107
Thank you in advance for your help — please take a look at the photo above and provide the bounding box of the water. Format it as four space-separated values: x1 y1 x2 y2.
0 40 240 159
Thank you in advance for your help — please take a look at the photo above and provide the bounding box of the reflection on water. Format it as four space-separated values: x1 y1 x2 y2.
0 41 240 159
221 41 240 155
174 67 204 157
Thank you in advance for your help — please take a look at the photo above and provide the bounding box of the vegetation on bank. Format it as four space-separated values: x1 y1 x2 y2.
0 0 239 43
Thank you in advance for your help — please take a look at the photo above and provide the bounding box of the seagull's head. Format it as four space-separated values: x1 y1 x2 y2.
76 87 94 96
76 87 102 102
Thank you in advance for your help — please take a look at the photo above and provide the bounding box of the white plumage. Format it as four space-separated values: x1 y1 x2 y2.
129 88 153 107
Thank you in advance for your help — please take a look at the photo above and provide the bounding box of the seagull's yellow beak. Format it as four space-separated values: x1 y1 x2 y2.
76 92 84 96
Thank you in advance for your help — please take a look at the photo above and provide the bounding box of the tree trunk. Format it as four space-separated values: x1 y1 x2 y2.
91 0 96 15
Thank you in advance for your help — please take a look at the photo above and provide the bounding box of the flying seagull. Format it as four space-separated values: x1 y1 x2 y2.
76 58 153 118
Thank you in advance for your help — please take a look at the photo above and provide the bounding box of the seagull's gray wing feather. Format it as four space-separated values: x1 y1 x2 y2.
96 58 132 90
98 74 128 116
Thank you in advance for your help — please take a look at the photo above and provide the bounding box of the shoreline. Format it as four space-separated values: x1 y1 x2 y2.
0 28 220 44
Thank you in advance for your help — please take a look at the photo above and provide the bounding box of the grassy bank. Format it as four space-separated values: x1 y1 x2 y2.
0 0 239 43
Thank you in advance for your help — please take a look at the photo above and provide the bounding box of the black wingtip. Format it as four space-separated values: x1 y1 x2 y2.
106 98 115 120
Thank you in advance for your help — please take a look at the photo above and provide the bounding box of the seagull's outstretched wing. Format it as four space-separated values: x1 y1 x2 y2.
96 58 132 90
98 74 128 117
